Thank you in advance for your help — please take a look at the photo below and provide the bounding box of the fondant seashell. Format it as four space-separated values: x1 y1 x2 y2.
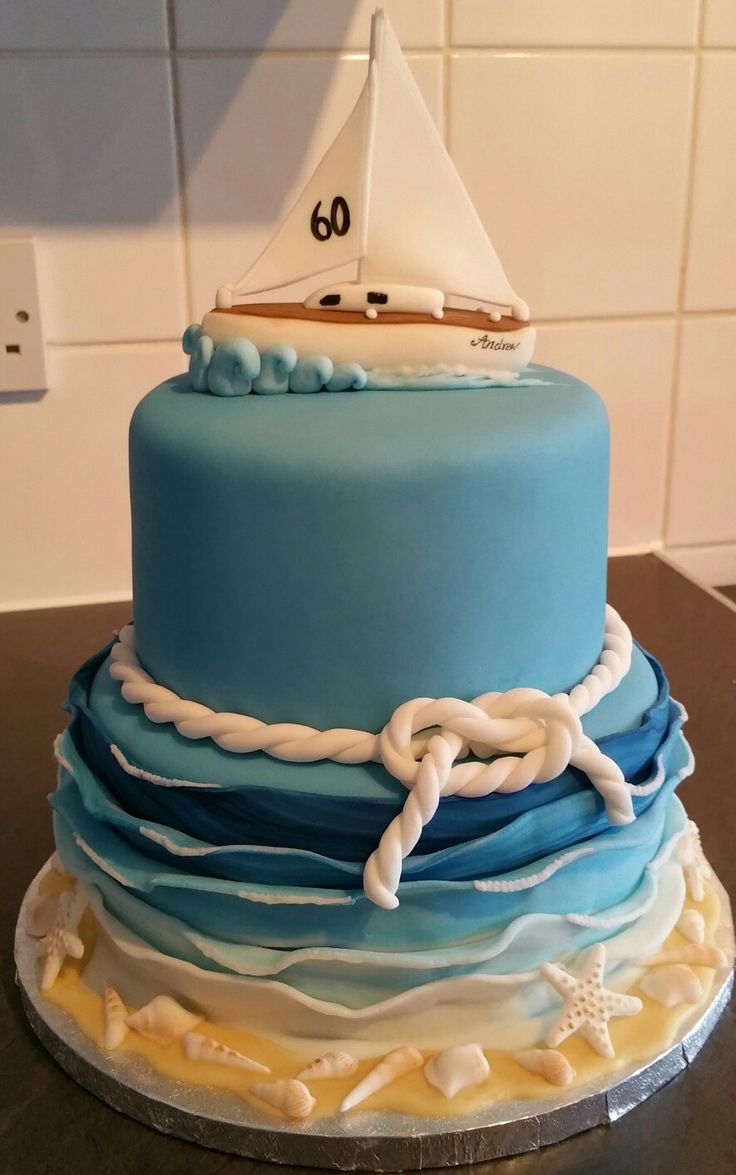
684 864 706 903
677 909 706 945
250 1079 316 1119
513 1048 576 1087
340 1045 423 1113
645 944 727 969
27 892 59 937
641 964 703 1008
423 1043 490 1099
103 983 128 1050
126 996 202 1044
296 1051 358 1082
183 1032 270 1073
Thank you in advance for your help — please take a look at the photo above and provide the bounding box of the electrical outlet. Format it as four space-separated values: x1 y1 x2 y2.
0 238 47 394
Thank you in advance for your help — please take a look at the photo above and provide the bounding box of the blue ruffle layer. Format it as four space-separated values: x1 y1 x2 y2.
68 643 672 863
49 645 695 1005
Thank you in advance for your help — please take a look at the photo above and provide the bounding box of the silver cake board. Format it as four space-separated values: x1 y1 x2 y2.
14 864 735 1171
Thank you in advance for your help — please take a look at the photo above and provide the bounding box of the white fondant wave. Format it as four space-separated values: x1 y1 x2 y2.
73 834 131 888
53 735 75 777
363 367 550 389
648 812 694 872
110 743 218 789
628 716 693 799
139 827 222 857
473 847 595 893
236 890 353 907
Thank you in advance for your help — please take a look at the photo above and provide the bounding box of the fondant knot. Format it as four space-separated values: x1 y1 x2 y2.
379 689 584 800
364 685 634 910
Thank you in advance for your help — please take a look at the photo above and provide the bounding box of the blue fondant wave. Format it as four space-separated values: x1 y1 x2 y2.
182 327 368 397
52 779 689 1004
207 338 261 397
57 686 686 891
51 641 695 1005
69 643 673 864
253 345 297 395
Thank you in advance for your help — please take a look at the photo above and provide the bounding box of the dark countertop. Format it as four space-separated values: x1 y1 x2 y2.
1 555 734 1175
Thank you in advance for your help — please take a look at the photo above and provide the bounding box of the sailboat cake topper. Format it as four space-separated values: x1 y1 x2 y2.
185 9 535 396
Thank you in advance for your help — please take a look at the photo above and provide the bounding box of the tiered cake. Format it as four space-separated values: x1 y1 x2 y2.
20 7 732 1147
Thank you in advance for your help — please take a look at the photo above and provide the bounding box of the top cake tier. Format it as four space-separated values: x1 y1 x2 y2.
129 367 609 731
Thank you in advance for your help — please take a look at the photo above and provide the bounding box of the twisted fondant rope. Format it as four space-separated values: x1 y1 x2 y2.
109 605 634 909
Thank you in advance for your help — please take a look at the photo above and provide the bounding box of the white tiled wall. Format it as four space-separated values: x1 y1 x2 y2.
1 0 734 609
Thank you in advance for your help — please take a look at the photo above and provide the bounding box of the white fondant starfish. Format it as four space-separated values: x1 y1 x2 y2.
37 888 87 992
541 942 642 1059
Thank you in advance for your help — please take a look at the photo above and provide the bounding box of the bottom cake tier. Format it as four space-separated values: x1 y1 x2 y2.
20 636 735 1127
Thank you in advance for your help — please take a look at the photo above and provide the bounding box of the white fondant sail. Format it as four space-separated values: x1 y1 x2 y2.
231 71 372 298
230 10 527 320
360 14 526 318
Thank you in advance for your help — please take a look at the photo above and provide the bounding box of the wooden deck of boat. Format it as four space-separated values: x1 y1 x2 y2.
213 302 529 332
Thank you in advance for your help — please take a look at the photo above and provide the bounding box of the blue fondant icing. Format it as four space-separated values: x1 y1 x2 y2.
188 334 213 392
289 353 334 393
129 369 610 730
252 344 298 395
207 337 261 397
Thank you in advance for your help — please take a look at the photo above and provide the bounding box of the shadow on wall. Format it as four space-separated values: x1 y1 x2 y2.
0 0 360 228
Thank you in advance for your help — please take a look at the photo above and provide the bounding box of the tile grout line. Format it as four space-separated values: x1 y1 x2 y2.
666 538 736 552
4 46 736 59
167 0 195 325
442 44 718 55
441 0 451 143
47 340 182 350
660 0 708 547
0 46 437 59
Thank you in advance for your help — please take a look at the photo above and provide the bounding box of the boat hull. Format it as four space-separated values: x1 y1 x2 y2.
202 308 536 379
